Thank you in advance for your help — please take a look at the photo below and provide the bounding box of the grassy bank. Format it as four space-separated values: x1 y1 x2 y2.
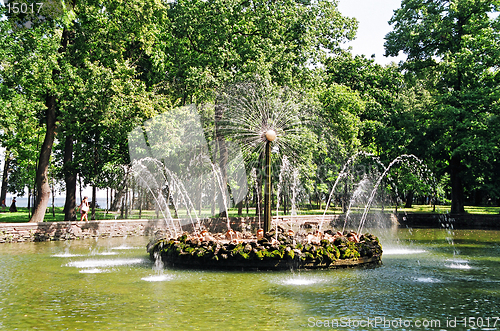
0 207 159 223
1 204 498 223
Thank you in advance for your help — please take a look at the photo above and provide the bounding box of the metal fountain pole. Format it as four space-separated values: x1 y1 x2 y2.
263 130 276 234
264 140 271 233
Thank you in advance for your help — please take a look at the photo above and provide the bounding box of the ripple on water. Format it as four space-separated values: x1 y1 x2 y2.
141 274 174 282
383 248 427 255
279 276 326 286
446 258 469 264
445 257 472 270
414 277 441 283
92 251 118 256
51 253 84 258
66 258 147 268
446 262 472 270
79 268 108 274
111 245 141 250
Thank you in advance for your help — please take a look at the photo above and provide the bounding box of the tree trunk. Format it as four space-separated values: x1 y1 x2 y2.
63 135 77 220
450 154 465 213
120 196 125 218
404 190 414 208
124 184 129 219
432 188 436 212
51 180 55 217
0 150 11 204
342 181 348 213
211 176 216 216
131 182 135 211
139 187 142 218
79 175 83 203
252 187 255 210
28 189 31 219
32 165 37 214
29 94 57 222
106 187 109 215
29 17 74 222
237 200 243 216
91 185 97 220
197 178 202 215
110 176 128 211
256 156 263 218
246 193 249 215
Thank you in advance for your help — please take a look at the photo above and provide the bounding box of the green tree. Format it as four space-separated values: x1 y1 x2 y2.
154 0 357 103
151 0 357 215
324 52 404 156
1 0 169 221
1 0 80 222
57 1 168 220
0 57 43 213
385 0 500 212
313 81 365 209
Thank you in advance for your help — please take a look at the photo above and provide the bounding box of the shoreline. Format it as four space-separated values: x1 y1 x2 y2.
0 213 499 243
396 213 500 230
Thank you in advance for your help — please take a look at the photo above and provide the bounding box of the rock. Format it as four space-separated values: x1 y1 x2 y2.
225 229 236 240
257 237 269 245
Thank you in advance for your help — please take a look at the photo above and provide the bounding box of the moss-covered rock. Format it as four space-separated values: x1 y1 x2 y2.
148 230 382 270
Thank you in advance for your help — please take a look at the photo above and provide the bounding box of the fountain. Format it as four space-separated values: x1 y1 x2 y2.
130 81 383 270
1 85 497 328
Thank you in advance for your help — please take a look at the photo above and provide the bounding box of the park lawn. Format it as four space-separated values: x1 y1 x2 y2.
0 207 158 223
228 204 500 216
308 204 499 215
0 208 33 223
0 204 498 223
395 205 500 215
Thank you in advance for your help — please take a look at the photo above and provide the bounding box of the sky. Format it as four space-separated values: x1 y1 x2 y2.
337 0 406 65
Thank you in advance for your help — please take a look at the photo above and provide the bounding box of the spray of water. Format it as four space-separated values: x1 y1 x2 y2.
218 78 310 172
357 154 433 233
132 159 179 237
250 168 261 228
342 176 371 233
128 104 248 235
290 168 299 216
319 152 385 232
210 163 230 230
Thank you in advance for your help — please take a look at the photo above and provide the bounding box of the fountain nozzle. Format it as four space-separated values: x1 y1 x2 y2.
265 129 277 142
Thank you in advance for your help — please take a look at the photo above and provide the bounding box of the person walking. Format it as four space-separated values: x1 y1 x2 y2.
9 197 17 212
78 196 90 221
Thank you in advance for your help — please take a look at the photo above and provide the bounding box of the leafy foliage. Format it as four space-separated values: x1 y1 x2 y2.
385 0 500 210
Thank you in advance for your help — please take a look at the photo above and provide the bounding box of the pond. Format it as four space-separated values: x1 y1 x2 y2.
0 228 499 330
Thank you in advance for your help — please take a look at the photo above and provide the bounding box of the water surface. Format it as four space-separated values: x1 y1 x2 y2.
0 229 499 330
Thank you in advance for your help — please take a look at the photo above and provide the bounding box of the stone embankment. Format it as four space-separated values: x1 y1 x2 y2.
1 212 449 244
0 219 171 243
397 213 500 229
0 214 398 243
